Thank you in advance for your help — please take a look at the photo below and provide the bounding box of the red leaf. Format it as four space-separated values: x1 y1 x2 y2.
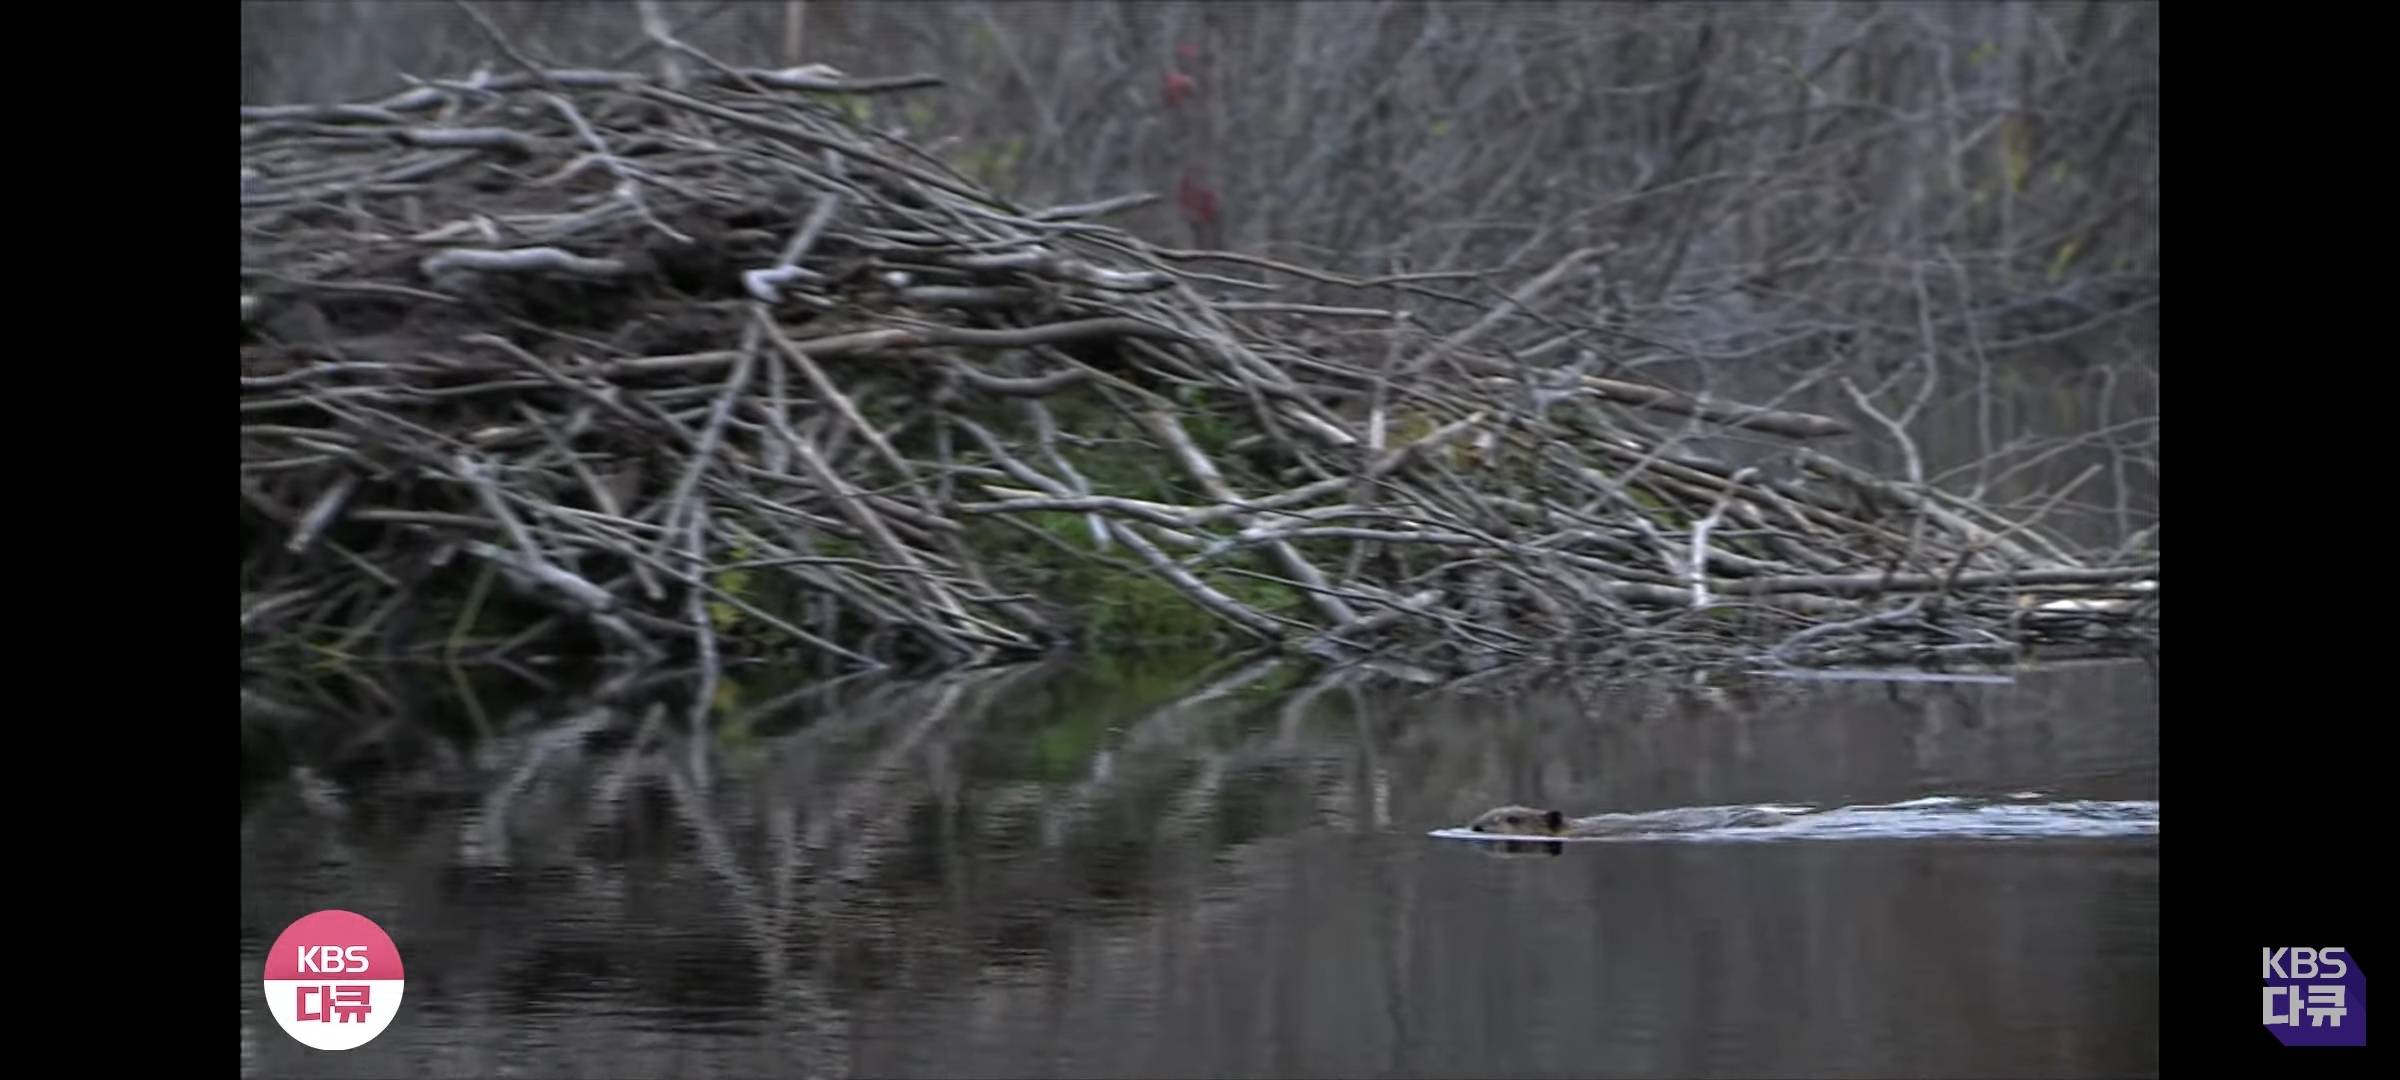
1177 171 1219 226
1161 71 1196 108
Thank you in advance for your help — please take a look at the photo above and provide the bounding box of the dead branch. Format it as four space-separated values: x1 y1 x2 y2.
242 44 2155 680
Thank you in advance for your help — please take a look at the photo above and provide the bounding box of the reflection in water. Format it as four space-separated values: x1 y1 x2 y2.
240 658 2158 1078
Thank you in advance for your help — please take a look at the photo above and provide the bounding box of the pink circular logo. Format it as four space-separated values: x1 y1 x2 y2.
260 910 406 1050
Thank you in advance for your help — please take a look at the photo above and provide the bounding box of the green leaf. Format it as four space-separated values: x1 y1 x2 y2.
2047 238 2082 284
709 545 754 631
2001 118 2032 193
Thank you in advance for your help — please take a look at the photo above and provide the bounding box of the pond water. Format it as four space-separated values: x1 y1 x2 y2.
240 655 2158 1078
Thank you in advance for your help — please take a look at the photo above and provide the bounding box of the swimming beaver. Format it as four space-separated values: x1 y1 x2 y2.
1467 803 1801 838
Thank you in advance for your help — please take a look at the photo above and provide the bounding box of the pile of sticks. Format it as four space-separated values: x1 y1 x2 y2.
241 59 2157 680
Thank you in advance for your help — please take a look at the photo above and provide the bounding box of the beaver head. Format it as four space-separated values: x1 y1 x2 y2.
1467 805 1567 836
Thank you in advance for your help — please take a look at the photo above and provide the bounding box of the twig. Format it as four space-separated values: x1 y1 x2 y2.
1687 467 1758 608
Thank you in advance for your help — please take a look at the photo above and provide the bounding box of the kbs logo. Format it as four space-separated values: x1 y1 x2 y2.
261 910 407 1050
2263 947 2364 1047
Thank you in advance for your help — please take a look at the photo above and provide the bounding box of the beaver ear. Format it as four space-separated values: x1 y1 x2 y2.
1543 809 1565 833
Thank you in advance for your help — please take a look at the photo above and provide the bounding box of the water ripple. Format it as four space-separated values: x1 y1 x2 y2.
1431 795 2159 844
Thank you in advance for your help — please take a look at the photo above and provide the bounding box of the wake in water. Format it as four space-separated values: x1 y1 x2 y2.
1430 792 2158 844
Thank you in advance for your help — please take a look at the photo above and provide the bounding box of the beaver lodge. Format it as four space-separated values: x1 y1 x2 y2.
240 57 2158 686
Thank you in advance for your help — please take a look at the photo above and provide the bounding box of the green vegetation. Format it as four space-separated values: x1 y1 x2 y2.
953 393 1316 652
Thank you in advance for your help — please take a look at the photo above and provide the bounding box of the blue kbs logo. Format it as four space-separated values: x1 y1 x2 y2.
2263 947 2364 1047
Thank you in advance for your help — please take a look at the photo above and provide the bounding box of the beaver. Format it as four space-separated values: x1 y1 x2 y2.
1467 803 1801 838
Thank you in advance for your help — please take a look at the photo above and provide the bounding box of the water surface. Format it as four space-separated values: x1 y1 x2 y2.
240 657 2159 1078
